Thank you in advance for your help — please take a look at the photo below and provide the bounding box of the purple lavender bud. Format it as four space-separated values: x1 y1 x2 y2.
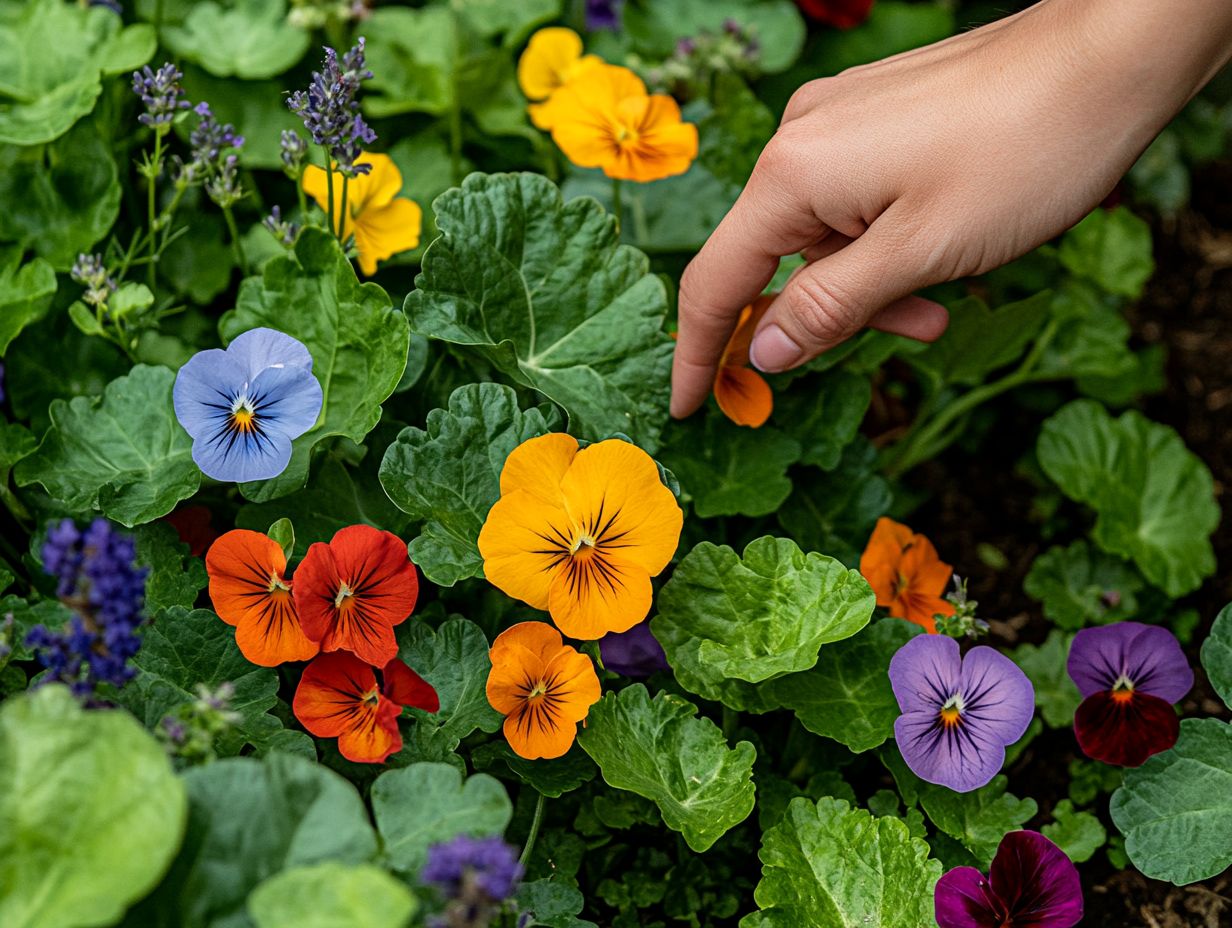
722 17 743 36
131 63 190 129
421 835 524 903
90 0 124 11
675 37 696 57
263 206 301 246
279 130 308 175
70 254 117 309
288 40 377 175
161 716 187 744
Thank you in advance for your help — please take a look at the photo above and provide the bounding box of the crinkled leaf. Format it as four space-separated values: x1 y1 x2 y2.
408 172 674 450
624 0 805 73
517 878 595 928
1041 799 1106 864
912 294 1051 387
0 248 55 356
164 0 308 79
396 617 503 746
1023 540 1142 630
1110 718 1232 885
1201 603 1232 711
1010 630 1082 729
248 863 416 928
15 365 201 526
0 686 186 928
772 370 870 470
1058 206 1155 298
471 742 597 799
577 684 756 852
1037 399 1218 596
1037 281 1137 380
134 522 208 615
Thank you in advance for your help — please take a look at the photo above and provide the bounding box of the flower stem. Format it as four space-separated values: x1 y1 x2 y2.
324 152 337 238
722 706 739 740
221 205 247 277
611 178 623 229
519 792 547 868
339 174 350 246
146 131 163 288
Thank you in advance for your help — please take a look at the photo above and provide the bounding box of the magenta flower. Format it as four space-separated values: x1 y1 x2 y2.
890 635 1034 793
1067 621 1192 767
599 622 669 677
935 830 1082 928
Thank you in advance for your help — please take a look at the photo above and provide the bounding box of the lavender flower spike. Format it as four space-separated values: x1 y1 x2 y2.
890 634 1034 793
421 834 523 902
287 39 377 177
131 63 189 129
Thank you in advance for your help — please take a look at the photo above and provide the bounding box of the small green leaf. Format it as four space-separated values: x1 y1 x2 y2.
0 249 55 356
1201 603 1232 712
108 282 155 320
164 0 309 79
1041 800 1106 864
772 370 871 470
1058 207 1155 298
911 293 1052 387
471 742 597 799
915 776 1037 868
134 521 208 615
266 518 295 562
67 302 104 337
517 878 595 928
578 684 756 852
1010 630 1082 729
1023 540 1143 630
397 617 504 746
248 863 416 928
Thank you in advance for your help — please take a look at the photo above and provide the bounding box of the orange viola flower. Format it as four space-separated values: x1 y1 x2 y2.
478 434 683 640
293 651 439 764
545 63 698 182
206 529 319 667
292 525 419 667
859 517 956 634
714 295 774 427
486 622 601 759
516 26 601 130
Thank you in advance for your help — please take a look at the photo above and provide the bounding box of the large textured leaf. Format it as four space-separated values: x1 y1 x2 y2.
0 686 186 928
248 864 416 928
1037 400 1218 596
743 797 940 928
1010 631 1082 729
624 0 805 73
1110 718 1232 885
408 173 674 450
652 537 875 706
1201 603 1232 711
577 684 756 852
15 365 201 526
220 228 410 501
1022 540 1142 630
379 383 561 586
0 248 55 356
163 0 308 79
911 294 1051 387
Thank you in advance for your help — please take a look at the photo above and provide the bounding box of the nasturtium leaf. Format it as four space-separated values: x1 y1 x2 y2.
772 370 871 470
1010 630 1082 729
1110 718 1232 885
653 537 875 705
743 796 941 928
1201 603 1232 711
914 776 1037 869
164 0 308 79
134 522 208 615
1036 281 1137 381
770 619 921 752
912 293 1051 387
517 878 595 928
0 249 55 356
1023 540 1142 630
1041 799 1106 864
624 0 805 74
397 617 504 746
379 383 561 586
15 365 201 526
577 684 756 852
372 762 513 874
0 0 154 145
1058 206 1155 298
658 414 801 518
408 172 674 451
248 863 416 928
0 685 187 928
699 72 777 187
124 753 378 928
1037 400 1218 596
220 228 410 501
471 742 597 799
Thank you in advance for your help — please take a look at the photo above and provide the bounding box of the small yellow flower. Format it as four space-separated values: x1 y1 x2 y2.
301 152 422 276
517 27 601 129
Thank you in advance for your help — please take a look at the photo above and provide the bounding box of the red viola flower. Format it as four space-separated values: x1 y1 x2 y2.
796 0 874 30
1067 622 1193 767
293 651 439 764
292 525 419 667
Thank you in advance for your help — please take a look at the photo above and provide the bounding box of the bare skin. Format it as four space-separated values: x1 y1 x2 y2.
670 0 1232 419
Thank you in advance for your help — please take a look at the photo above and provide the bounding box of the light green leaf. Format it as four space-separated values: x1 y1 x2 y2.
1037 400 1219 596
1110 718 1232 885
15 365 201 526
379 383 561 586
134 521 208 615
1010 630 1082 729
1041 799 1106 864
408 172 674 451
770 619 921 752
1058 206 1155 298
772 370 870 470
248 864 416 928
0 248 55 356
577 684 756 852
397 617 504 746
266 518 294 562
220 228 410 501
372 762 513 874
624 0 805 73
1023 540 1142 630
653 537 875 706
911 294 1051 386
744 796 941 928
164 0 308 79
1201 603 1232 711
0 685 186 928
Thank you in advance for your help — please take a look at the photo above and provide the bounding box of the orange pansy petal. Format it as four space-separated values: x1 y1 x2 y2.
233 588 319 666
354 197 422 277
336 696 403 764
538 647 602 724
899 535 954 598
723 296 774 368
490 621 566 664
293 651 380 739
206 529 288 628
382 657 439 713
517 27 585 100
859 517 914 606
548 550 653 639
486 641 548 717
498 432 578 502
714 365 773 427
503 707 576 760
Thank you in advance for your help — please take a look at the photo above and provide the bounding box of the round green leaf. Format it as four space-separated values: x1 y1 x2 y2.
1201 603 1232 712
0 248 55 356
1058 206 1155 298
1010 630 1082 729
1022 540 1142 630
248 863 416 928
163 0 309 79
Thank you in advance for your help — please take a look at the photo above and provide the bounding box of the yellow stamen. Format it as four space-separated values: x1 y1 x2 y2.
1111 674 1135 704
231 408 255 432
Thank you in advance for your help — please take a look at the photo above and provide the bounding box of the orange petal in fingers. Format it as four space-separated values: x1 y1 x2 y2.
714 365 773 427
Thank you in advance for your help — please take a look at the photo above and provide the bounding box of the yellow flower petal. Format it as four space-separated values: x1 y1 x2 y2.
548 549 654 639
517 27 599 101
478 488 573 611
353 196 422 276
498 432 578 503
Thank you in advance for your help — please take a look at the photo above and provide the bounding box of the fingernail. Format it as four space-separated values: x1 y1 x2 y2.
750 325 804 373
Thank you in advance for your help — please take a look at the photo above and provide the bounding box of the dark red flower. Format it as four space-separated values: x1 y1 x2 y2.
796 0 874 30
164 505 218 557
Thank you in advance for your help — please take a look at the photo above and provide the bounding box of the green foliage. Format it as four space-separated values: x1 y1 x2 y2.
1010 631 1082 729
772 370 871 470
912 293 1051 387
472 742 597 799
1058 207 1155 298
248 863 416 928
578 684 756 852
1023 540 1142 630
699 73 777 187
624 0 806 74
916 777 1037 868
1201 602 1232 711
0 248 55 356
1041 800 1106 864
135 521 209 614
807 2 954 76
164 0 309 80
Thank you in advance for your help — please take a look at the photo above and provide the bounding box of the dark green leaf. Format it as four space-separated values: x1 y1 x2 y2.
772 370 870 470
699 72 776 187
397 617 504 746
135 521 208 615
471 742 597 799
164 0 309 79
914 776 1037 868
1023 540 1142 630
1010 630 1082 729
807 1 954 76
1201 603 1232 712
912 294 1051 387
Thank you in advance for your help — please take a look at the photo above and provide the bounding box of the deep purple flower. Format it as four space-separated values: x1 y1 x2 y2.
890 635 1034 793
131 63 189 129
287 40 377 177
1067 622 1192 767
935 830 1083 928
0 360 5 404
586 0 623 30
421 834 523 902
599 623 668 677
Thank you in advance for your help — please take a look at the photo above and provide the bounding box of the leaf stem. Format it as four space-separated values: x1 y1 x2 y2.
519 792 547 868
325 151 337 238
611 178 623 229
146 131 163 288
339 174 350 247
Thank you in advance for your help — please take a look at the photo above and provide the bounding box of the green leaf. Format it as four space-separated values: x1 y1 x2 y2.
1201 603 1232 711
248 863 416 928
471 742 597 799
807 1 954 76
624 0 805 74
397 617 504 746
164 0 308 79
0 685 186 928
577 684 756 852
1037 281 1137 381
658 414 801 518
1037 399 1219 596
0 0 154 145
1110 718 1232 885
1023 540 1143 630
372 762 512 874
769 619 921 753
772 371 870 470
653 537 875 706
911 294 1051 386
914 776 1037 868
1058 207 1155 298
0 248 55 356
1041 799 1106 864
408 172 674 451
699 72 776 187
517 878 594 928
134 521 209 615
220 228 410 501
1010 631 1082 729
379 383 561 586
15 365 201 526
266 518 294 563
179 67 305 172
744 796 941 928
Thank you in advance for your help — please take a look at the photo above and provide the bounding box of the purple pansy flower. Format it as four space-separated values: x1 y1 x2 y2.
586 0 623 30
890 635 1034 793
1067 622 1192 767
173 328 322 483
599 622 668 677
421 834 523 902
935 830 1083 928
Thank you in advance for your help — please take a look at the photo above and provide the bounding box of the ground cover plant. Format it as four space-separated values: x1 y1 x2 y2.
1 1 1231 926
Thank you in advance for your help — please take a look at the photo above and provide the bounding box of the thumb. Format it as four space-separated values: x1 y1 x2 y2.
748 221 950 373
